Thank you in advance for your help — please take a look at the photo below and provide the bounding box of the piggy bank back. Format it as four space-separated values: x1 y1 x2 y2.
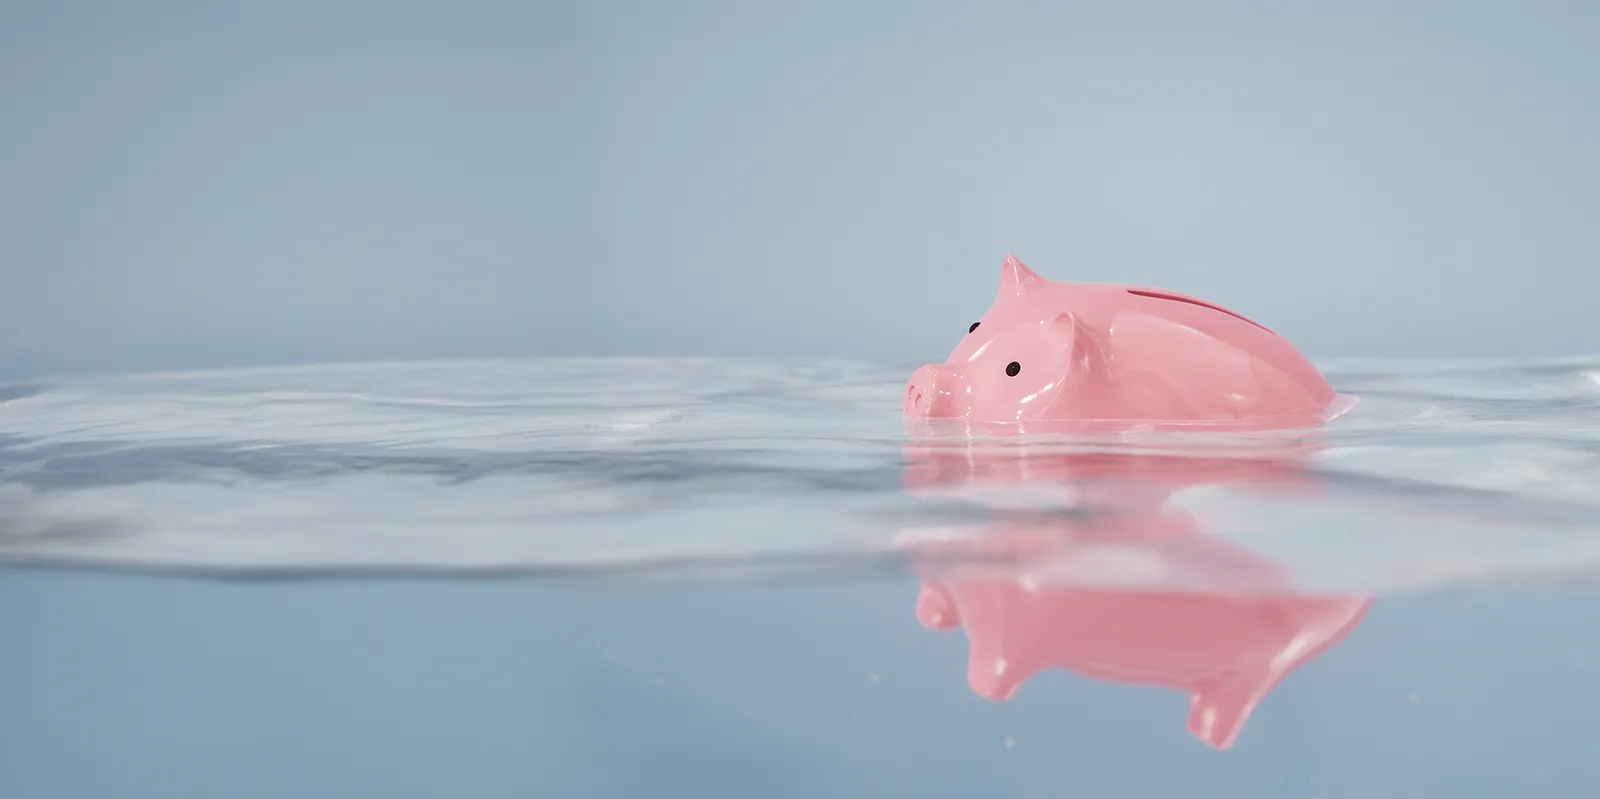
903 255 1354 430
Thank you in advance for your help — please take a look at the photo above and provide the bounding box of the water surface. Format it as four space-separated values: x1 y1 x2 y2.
2 356 1598 590
3 357 1599 797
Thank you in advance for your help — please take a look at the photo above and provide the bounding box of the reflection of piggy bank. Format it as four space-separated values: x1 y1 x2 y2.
904 255 1352 429
914 570 1370 750
898 432 1370 750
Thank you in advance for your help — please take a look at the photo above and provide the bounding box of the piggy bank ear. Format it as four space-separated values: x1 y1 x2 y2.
1047 311 1079 339
1049 312 1109 370
997 254 1041 298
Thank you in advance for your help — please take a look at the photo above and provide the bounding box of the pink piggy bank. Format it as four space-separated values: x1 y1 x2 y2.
903 255 1355 430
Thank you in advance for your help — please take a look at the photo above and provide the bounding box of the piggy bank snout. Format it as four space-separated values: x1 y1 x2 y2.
905 364 961 418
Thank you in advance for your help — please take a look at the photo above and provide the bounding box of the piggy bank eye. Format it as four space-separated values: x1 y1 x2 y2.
1005 361 1021 377
968 322 980 333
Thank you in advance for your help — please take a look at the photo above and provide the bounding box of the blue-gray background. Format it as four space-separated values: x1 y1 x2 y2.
3 0 1596 381
5 2 1600 797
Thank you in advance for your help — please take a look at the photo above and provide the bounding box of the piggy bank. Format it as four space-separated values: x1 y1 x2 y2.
903 255 1355 430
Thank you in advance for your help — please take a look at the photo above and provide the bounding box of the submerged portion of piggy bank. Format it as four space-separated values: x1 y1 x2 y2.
903 255 1355 430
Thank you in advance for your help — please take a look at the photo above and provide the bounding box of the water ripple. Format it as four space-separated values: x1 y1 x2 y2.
1 356 1597 594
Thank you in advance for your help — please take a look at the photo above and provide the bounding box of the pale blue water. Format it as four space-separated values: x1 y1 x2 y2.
3 357 1600 797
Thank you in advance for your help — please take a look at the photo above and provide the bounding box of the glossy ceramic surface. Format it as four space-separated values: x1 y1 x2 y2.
904 256 1354 430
